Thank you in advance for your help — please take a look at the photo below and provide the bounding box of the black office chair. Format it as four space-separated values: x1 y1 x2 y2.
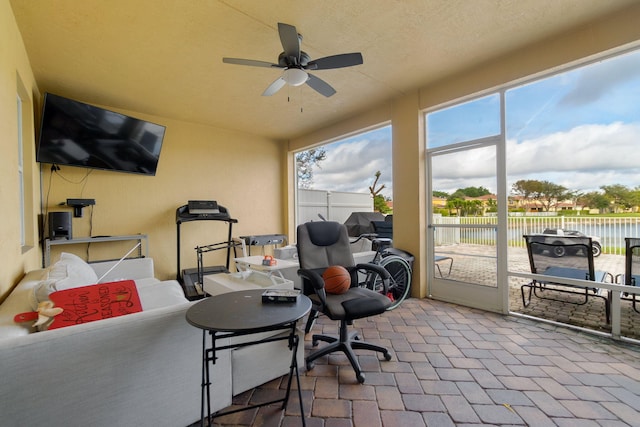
297 221 393 383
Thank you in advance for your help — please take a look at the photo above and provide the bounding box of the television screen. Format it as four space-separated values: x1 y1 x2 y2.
36 93 166 176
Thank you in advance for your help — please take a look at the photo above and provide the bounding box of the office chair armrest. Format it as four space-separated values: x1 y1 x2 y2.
356 263 390 279
297 268 328 305
356 262 391 293
297 268 325 289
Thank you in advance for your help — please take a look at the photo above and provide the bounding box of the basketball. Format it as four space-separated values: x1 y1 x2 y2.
322 265 351 294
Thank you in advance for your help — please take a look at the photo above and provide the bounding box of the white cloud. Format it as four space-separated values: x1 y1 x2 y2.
308 121 639 198
507 122 640 191
560 52 640 107
310 131 393 196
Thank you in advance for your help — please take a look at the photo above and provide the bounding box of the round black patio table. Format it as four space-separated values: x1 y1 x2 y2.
186 289 311 426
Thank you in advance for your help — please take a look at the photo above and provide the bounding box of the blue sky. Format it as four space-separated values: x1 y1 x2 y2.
306 48 640 197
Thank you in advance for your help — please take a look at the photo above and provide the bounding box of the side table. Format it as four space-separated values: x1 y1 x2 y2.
186 289 311 426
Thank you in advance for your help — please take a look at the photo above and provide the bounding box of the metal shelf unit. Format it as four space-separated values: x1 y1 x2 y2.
44 234 148 267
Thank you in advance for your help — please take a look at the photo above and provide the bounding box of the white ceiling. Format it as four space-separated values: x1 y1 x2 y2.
10 0 638 140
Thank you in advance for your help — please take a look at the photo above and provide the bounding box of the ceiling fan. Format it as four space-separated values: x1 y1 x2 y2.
223 22 363 97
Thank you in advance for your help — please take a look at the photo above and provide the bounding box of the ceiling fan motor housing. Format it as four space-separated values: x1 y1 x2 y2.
278 51 311 67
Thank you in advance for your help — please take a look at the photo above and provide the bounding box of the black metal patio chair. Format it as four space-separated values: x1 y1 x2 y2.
619 237 640 313
521 234 612 323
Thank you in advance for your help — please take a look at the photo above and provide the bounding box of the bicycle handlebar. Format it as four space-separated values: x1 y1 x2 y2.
350 233 378 244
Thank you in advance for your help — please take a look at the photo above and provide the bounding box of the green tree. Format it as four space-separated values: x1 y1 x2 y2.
538 181 570 212
578 191 610 213
460 186 491 197
373 194 391 214
448 187 491 199
461 199 483 216
369 171 391 213
433 190 449 198
485 197 497 213
601 184 634 212
445 200 457 216
511 179 570 212
631 187 640 212
448 198 465 216
296 148 326 189
448 189 467 200
512 179 544 201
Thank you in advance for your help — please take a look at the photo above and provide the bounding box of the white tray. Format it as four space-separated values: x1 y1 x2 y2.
202 270 293 297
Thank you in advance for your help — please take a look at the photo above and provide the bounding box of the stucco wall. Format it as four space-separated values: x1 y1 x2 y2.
0 0 40 301
1 1 285 299
41 112 284 281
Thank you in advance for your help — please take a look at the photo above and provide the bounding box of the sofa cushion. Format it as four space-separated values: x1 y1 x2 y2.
136 279 188 311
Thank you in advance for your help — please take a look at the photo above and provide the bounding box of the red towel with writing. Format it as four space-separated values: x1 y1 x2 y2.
48 280 142 330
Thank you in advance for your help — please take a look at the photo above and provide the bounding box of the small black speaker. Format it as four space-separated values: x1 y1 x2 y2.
49 211 72 240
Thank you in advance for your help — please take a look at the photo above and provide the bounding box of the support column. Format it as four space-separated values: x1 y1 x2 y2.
391 92 426 298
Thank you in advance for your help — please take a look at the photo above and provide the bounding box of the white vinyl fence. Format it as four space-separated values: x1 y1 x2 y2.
432 215 640 255
297 189 373 225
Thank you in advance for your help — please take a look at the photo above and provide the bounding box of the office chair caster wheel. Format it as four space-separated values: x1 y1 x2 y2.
306 361 315 371
356 373 365 384
383 352 392 361
312 339 319 347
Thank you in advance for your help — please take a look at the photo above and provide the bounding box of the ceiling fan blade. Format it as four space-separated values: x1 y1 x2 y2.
262 77 287 96
306 53 363 70
278 23 301 64
306 74 336 97
223 57 282 68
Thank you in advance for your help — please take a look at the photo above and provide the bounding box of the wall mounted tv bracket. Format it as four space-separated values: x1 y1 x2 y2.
66 198 95 217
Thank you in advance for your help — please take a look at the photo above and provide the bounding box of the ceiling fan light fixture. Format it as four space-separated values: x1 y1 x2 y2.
283 68 308 86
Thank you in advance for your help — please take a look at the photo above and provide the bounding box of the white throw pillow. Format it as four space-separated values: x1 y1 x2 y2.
29 253 98 310
46 252 98 287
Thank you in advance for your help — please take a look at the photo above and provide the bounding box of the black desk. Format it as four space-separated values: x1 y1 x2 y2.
186 289 311 426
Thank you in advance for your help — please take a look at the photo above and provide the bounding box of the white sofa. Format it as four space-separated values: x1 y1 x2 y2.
0 255 303 426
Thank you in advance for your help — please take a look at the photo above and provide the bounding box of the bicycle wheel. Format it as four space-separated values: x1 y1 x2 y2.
364 255 412 310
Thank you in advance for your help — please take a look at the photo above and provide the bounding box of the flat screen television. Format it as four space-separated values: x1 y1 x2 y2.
36 93 166 176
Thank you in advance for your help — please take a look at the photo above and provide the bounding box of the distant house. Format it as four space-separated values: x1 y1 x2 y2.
508 195 584 213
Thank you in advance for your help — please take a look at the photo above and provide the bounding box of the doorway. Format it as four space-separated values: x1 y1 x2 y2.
426 94 508 313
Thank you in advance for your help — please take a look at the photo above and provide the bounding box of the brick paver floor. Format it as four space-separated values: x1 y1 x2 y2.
201 296 640 426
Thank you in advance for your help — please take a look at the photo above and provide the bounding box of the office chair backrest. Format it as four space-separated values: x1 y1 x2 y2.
297 221 355 270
